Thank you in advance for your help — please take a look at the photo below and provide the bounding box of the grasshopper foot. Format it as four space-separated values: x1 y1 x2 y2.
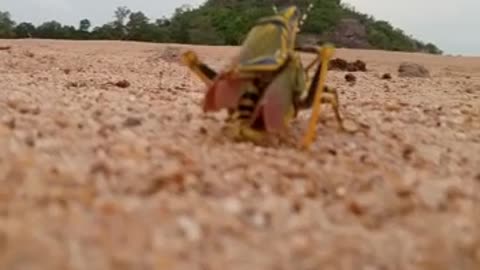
181 50 199 67
225 122 267 145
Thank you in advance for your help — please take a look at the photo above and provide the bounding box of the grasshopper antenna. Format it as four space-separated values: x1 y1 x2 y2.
272 5 278 14
298 2 314 30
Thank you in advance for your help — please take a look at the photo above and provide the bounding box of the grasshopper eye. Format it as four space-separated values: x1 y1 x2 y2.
291 9 301 25
290 8 300 20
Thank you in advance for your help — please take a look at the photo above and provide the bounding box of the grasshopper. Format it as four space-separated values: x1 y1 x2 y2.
181 4 346 149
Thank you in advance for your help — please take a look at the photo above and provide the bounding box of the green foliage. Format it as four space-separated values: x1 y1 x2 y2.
425 43 442 55
364 19 442 54
168 6 194 43
76 19 91 39
0 1 442 55
91 23 117 40
301 0 343 34
126 11 149 40
113 6 131 39
35 21 64 39
0 11 15 38
188 15 224 45
79 19 91 32
14 22 35 38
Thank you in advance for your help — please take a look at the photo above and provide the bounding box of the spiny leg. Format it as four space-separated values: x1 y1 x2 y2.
296 45 345 130
300 44 335 150
320 88 344 131
181 50 218 86
297 46 331 111
298 85 345 130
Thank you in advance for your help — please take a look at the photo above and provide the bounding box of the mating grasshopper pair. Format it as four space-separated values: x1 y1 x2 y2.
181 4 346 149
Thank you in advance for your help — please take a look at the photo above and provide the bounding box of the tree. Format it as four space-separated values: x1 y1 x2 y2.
367 28 389 50
425 43 443 55
126 11 149 40
188 15 223 45
156 17 170 27
168 6 193 43
0 11 15 38
36 21 64 39
113 6 131 39
91 23 116 40
302 0 343 34
152 18 172 42
14 22 35 38
79 19 91 32
114 6 131 25
61 25 77 39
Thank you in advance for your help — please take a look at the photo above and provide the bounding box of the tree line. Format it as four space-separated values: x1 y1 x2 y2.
0 7 170 42
0 0 442 55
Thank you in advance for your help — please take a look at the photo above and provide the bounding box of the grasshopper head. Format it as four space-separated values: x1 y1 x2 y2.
277 6 301 33
277 6 301 23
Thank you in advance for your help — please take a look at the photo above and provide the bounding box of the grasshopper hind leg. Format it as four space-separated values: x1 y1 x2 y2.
320 87 344 131
298 50 345 131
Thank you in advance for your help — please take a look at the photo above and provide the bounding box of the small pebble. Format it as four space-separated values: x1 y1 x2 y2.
345 73 356 83
123 117 142 127
342 119 359 133
336 186 347 197
115 80 130 88
223 198 242 214
382 73 392 80
177 216 201 241
1 116 15 129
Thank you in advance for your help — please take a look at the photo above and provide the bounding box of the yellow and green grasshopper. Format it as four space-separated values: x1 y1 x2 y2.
181 3 346 149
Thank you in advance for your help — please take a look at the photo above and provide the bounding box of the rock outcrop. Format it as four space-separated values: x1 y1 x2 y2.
398 62 430 78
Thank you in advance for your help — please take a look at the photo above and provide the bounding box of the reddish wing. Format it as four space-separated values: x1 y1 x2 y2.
250 68 295 133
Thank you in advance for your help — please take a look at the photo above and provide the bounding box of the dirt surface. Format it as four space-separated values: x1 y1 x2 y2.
1 39 480 270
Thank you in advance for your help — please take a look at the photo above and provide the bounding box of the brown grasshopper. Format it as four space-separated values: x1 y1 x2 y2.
181 4 346 149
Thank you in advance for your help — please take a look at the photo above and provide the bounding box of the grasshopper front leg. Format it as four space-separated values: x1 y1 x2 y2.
181 50 218 86
181 50 240 119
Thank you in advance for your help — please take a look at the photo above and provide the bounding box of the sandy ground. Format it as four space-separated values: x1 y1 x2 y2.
0 39 480 270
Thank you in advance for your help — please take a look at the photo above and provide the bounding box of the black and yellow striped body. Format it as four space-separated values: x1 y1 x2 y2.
224 79 268 142
233 87 260 122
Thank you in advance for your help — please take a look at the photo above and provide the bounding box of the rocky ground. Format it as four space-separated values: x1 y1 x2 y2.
0 39 479 270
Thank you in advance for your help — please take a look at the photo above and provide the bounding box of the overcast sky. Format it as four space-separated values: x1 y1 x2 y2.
1 0 478 56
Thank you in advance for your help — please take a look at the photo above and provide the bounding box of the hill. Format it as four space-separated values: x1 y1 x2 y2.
0 1 442 54
169 0 443 54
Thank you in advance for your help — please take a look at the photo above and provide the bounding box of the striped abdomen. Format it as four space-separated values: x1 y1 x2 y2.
227 80 265 130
